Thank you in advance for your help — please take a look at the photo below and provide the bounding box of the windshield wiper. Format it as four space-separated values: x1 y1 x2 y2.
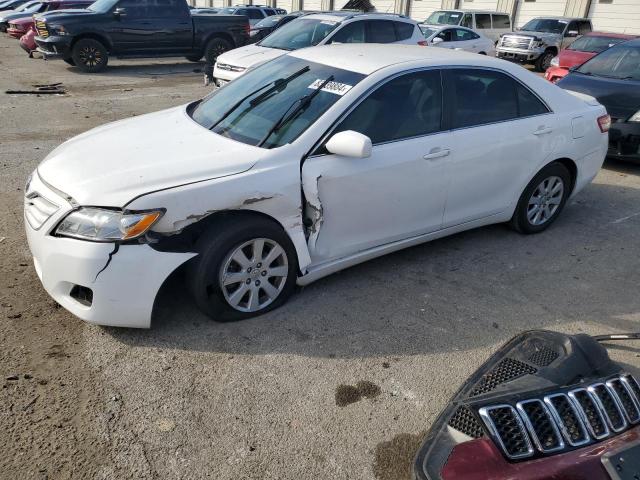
208 66 309 131
257 75 334 148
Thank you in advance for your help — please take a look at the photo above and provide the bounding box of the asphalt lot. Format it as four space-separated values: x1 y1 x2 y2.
2 36 640 480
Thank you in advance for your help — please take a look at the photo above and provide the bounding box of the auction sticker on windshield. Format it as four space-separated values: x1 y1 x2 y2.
308 79 353 95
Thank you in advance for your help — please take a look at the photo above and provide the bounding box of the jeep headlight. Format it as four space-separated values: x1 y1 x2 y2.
55 207 163 242
629 110 640 122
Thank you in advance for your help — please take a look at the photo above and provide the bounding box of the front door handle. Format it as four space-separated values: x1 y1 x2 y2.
423 148 450 160
533 127 553 135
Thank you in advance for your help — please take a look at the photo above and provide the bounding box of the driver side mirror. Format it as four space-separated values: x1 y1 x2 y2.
325 130 372 158
431 36 444 44
565 30 578 37
113 7 126 18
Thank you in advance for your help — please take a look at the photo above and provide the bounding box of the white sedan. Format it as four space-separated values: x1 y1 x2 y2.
419 24 496 55
25 44 609 327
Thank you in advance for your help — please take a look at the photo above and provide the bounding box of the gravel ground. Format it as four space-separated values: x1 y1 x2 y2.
2 35 640 480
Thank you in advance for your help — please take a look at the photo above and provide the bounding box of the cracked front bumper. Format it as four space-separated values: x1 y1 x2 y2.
24 172 194 328
496 47 543 63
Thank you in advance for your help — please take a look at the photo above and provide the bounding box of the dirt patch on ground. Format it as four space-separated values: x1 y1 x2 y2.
373 431 427 480
335 380 381 407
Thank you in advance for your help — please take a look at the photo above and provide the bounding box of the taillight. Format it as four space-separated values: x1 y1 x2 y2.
597 114 611 133
244 23 250 34
417 40 428 46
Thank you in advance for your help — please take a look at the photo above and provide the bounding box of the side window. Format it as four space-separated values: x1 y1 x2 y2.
456 28 478 41
247 9 264 19
436 29 453 42
566 20 579 35
517 84 549 117
395 21 415 40
328 21 365 44
334 70 442 144
578 21 592 35
235 8 248 16
475 14 491 29
367 20 398 43
153 0 188 18
492 14 511 29
117 0 149 17
448 69 518 128
265 8 276 15
461 13 472 28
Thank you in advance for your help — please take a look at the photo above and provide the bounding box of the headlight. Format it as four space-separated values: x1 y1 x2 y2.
49 24 68 35
55 207 163 242
629 110 640 122
550 56 559 67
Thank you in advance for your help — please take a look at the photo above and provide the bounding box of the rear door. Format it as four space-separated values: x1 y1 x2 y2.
365 19 398 44
442 68 555 227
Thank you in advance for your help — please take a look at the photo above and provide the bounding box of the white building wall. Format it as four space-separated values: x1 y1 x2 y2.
459 0 501 11
514 0 566 27
588 0 640 34
302 0 323 10
408 0 443 21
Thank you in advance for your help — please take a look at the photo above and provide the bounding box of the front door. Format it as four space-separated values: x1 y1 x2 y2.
301 69 452 264
441 68 556 227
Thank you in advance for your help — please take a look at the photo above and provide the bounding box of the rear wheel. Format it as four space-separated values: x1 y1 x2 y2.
510 163 571 234
188 217 298 322
71 38 108 73
535 49 555 72
204 37 233 65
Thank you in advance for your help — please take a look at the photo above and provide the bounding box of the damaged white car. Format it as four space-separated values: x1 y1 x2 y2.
25 44 609 328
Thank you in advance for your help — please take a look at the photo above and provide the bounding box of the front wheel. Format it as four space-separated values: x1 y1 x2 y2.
188 217 298 322
510 163 571 234
204 37 233 65
535 50 554 72
71 38 108 73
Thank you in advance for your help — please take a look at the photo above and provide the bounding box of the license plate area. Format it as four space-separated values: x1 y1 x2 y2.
602 440 640 480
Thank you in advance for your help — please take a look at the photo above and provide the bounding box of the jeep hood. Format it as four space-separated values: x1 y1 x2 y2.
37 105 260 207
216 44 285 70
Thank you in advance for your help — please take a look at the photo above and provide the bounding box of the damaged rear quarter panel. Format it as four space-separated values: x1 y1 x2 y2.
124 151 312 272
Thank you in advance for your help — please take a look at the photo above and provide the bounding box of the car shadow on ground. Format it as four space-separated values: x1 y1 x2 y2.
64 60 204 79
103 178 640 359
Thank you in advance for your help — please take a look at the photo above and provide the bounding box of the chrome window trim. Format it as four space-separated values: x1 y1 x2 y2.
568 387 610 440
478 404 534 460
588 383 628 433
543 393 591 447
516 399 565 453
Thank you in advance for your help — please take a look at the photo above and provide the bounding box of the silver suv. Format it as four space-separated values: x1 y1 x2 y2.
496 17 592 71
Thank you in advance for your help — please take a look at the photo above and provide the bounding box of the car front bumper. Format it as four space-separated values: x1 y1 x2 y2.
608 121 640 163
24 171 195 328
496 47 543 63
212 62 245 87
7 27 26 38
35 35 72 58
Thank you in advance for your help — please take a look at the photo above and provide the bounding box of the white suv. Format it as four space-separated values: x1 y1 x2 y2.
424 9 512 43
212 12 425 87
217 5 286 25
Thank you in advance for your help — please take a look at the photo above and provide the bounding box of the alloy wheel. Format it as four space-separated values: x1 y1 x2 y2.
78 46 103 68
527 176 564 226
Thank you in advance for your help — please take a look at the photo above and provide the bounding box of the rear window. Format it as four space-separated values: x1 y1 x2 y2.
395 21 415 40
492 14 510 29
475 14 491 29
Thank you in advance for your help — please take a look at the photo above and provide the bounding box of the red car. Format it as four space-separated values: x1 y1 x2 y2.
6 14 31 38
545 31 636 83
18 19 35 53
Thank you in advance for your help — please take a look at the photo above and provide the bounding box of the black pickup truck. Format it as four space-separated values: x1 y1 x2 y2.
34 0 249 72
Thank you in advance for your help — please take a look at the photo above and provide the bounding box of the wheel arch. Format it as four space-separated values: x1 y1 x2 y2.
203 31 235 49
70 33 112 53
552 157 578 194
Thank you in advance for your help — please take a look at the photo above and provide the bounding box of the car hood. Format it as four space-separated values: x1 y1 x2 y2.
558 73 640 121
34 8 95 21
558 49 595 68
508 31 560 42
216 44 285 69
37 105 260 207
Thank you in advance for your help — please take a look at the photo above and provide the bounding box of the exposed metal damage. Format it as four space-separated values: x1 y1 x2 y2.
93 243 120 282
301 174 324 251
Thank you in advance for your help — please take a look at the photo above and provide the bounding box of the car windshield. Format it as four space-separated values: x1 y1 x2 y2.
254 15 282 28
567 35 628 53
520 18 567 34
424 10 462 26
88 0 118 13
419 25 438 38
577 44 640 80
259 18 340 50
190 55 365 149
15 0 39 11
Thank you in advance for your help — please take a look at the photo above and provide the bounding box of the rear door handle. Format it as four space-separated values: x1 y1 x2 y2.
423 148 450 160
533 127 553 135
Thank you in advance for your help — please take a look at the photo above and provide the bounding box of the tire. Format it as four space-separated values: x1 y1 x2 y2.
185 54 202 62
71 38 108 73
63 57 76 66
478 51 487 55
187 216 298 322
535 50 555 72
204 37 233 65
510 163 571 234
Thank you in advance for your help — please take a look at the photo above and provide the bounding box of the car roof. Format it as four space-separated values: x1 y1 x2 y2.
289 43 501 75
433 9 507 14
585 31 637 39
302 12 414 22
530 16 589 21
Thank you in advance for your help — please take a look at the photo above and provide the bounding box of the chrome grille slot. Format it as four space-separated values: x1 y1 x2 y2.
569 388 609 439
544 393 590 447
607 378 640 424
589 383 627 432
500 36 532 49
622 375 640 404
479 405 533 459
24 192 59 230
516 399 564 452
